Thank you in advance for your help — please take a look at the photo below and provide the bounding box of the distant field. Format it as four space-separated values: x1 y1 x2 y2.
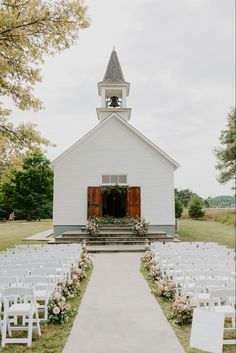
0 220 52 251
178 219 235 249
182 208 235 226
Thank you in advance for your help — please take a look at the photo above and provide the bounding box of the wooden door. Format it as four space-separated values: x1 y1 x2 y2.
127 187 141 218
87 187 102 219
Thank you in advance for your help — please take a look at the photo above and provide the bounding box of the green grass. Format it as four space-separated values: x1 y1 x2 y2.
0 264 93 353
177 219 235 249
0 220 52 251
140 263 235 353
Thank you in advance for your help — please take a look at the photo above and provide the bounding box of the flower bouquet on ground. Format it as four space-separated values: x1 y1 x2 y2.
79 252 92 272
48 291 73 324
168 296 194 325
141 250 156 271
152 279 176 301
59 277 80 299
71 265 86 281
149 264 161 281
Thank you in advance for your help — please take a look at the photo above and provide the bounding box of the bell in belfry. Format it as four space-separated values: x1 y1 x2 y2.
109 96 120 108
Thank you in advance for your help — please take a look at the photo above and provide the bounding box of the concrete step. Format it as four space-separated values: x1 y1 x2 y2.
59 235 168 241
62 231 167 238
54 235 174 246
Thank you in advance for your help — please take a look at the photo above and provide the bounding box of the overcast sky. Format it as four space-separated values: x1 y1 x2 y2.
9 0 235 198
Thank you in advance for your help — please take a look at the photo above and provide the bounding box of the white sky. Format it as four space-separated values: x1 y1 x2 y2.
8 0 235 198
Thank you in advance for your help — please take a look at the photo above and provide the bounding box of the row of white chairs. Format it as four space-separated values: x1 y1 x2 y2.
151 242 236 349
0 244 82 347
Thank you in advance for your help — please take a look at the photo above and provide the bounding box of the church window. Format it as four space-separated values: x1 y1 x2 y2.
102 175 127 184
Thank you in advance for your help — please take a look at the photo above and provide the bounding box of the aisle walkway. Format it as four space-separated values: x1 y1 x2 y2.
63 253 185 353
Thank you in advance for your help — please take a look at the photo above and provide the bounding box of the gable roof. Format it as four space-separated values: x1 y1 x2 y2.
99 47 129 85
52 114 180 170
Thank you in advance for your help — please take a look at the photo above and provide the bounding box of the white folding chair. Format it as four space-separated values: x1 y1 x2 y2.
1 287 41 347
209 288 236 338
22 276 51 320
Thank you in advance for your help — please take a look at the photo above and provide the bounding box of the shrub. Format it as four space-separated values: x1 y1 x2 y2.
188 196 205 219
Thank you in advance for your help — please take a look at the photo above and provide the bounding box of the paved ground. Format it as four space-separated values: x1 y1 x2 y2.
63 253 185 353
24 229 53 241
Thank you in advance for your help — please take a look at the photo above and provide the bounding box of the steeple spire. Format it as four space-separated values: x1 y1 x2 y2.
101 47 128 84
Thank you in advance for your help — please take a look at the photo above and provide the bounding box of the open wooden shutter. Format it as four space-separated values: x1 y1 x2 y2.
87 187 102 219
127 187 141 218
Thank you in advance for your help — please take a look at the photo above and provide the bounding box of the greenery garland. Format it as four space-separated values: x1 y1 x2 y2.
100 185 130 195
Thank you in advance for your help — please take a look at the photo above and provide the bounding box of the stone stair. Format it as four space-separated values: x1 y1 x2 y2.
54 224 174 252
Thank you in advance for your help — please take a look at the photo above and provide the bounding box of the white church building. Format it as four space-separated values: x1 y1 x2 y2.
52 48 179 236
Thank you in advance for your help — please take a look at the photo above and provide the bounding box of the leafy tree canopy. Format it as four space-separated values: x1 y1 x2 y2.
0 150 53 220
0 0 89 112
0 104 53 171
214 107 236 188
0 0 89 164
175 188 208 208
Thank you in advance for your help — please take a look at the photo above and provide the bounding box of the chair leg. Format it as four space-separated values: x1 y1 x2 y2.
27 313 33 347
44 299 48 320
35 310 41 336
1 314 7 348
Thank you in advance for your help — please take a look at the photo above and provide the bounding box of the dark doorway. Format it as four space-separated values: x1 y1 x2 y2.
102 190 127 218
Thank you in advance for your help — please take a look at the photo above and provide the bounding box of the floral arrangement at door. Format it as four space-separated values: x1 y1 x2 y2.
86 216 149 237
47 251 92 325
131 218 148 236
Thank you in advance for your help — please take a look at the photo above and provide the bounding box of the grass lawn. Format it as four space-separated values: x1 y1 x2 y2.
0 265 93 353
177 219 235 249
0 220 52 251
141 263 235 353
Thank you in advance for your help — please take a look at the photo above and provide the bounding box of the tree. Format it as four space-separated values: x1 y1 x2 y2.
175 195 184 219
0 105 53 171
214 108 236 188
0 0 89 152
0 150 53 220
175 189 196 207
188 196 205 219
0 0 89 113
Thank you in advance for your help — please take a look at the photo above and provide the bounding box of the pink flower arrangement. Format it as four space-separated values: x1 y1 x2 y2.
168 297 194 325
48 291 73 324
153 279 176 300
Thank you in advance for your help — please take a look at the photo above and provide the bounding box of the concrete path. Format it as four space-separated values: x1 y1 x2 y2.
24 229 53 241
63 253 185 353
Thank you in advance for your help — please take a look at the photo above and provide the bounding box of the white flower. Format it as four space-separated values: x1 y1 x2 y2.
68 279 73 285
53 306 60 315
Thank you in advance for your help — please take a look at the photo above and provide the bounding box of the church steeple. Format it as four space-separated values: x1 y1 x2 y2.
101 46 128 84
97 48 131 121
